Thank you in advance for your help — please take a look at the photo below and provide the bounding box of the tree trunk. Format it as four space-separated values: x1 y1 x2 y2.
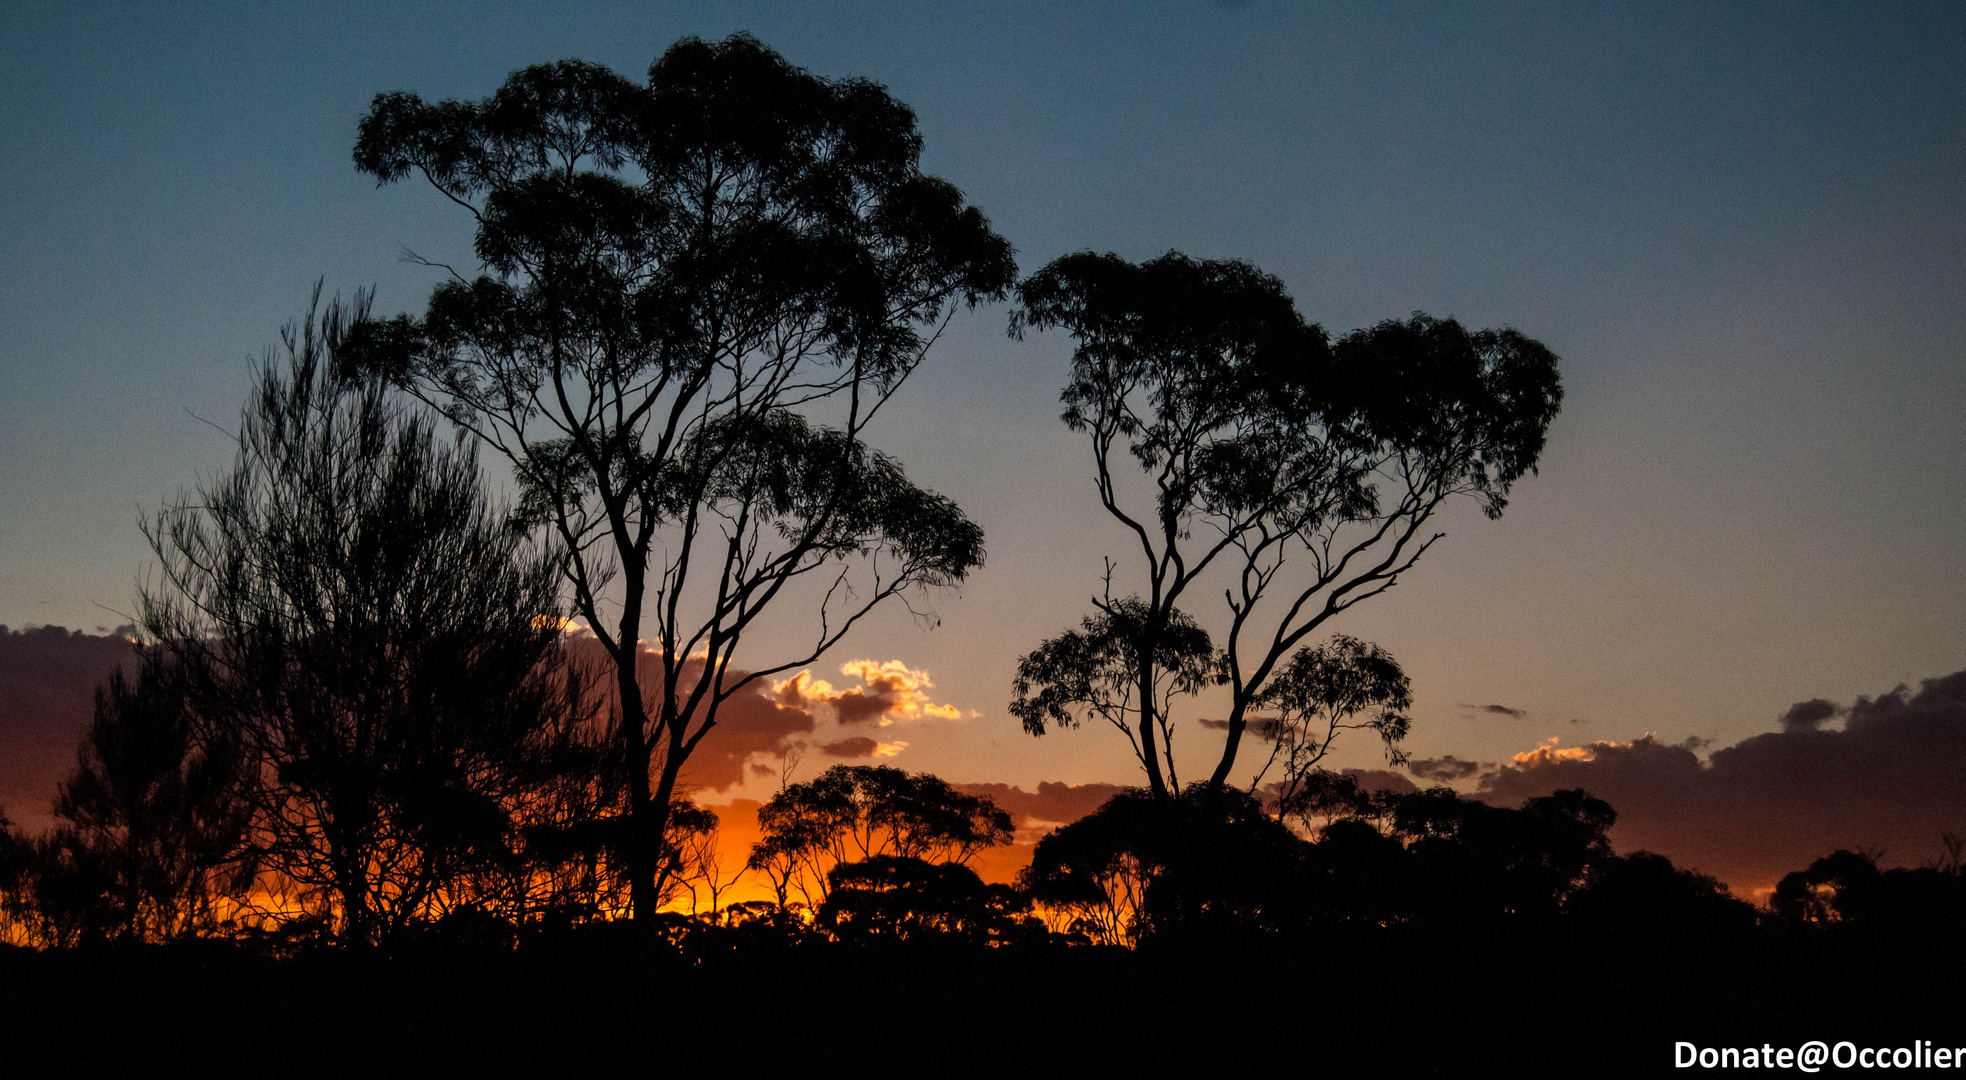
1205 693 1251 791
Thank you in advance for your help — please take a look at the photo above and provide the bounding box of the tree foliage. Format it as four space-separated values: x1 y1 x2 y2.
1022 785 1304 946
1024 783 1658 945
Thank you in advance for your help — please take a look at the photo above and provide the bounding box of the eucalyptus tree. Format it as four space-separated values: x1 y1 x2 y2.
1009 598 1221 791
350 34 1013 924
1010 251 1560 797
1250 635 1412 823
747 764 1013 909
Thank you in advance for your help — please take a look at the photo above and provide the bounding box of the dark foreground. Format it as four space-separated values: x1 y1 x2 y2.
2 925 1959 1077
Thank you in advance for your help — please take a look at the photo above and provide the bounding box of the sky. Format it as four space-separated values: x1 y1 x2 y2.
3 3 1963 890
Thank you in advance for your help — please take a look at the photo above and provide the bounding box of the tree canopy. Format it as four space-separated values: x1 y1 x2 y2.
746 764 1013 909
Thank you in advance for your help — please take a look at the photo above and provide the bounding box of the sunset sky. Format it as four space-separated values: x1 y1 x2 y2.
3 4 1962 898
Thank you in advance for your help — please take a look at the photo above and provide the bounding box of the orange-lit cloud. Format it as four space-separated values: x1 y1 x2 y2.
1510 735 1621 767
772 659 963 726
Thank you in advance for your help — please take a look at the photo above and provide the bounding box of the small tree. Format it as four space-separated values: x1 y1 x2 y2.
350 33 1014 925
1010 599 1221 790
1010 251 1561 796
1250 635 1412 821
143 288 574 947
0 809 37 947
817 855 1037 945
49 654 249 941
746 764 1012 909
1021 785 1303 946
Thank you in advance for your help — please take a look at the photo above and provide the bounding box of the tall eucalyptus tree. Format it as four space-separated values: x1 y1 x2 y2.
350 34 1014 921
1010 251 1560 797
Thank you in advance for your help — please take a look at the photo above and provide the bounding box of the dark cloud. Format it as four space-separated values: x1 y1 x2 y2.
1461 703 1528 719
0 625 135 831
1340 768 1421 796
1198 717 1283 740
830 689 891 726
1778 697 1840 733
1407 755 1486 783
956 780 1131 842
1475 669 1966 896
819 736 880 758
665 665 814 793
559 639 816 794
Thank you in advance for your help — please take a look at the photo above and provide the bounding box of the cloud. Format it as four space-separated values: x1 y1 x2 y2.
1407 755 1486 783
956 780 1132 843
815 736 909 759
1778 697 1839 732
1340 768 1421 796
664 667 814 793
0 625 136 831
553 640 818 795
1198 717 1284 739
1474 669 1966 897
772 659 963 726
819 736 880 758
1461 703 1528 719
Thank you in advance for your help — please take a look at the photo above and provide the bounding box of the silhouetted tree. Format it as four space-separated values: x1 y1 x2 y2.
348 34 1013 927
1022 784 1304 945
650 798 719 913
1274 768 1400 836
818 855 1038 945
142 288 574 947
1297 815 1411 928
1010 599 1222 789
48 654 249 941
1009 253 1561 796
747 764 1013 909
1567 852 1755 936
0 809 34 947
1391 787 1614 925
1251 637 1411 819
1771 848 1966 932
11 832 117 947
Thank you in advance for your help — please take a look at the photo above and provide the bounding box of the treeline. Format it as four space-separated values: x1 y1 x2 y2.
8 730 1963 953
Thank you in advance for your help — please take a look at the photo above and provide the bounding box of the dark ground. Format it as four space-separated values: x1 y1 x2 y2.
2 926 1957 1077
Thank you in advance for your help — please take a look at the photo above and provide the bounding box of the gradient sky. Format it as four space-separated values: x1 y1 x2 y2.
3 3 1963 807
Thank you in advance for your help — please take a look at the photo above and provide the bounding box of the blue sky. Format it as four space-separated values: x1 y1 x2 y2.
3 2 1962 792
